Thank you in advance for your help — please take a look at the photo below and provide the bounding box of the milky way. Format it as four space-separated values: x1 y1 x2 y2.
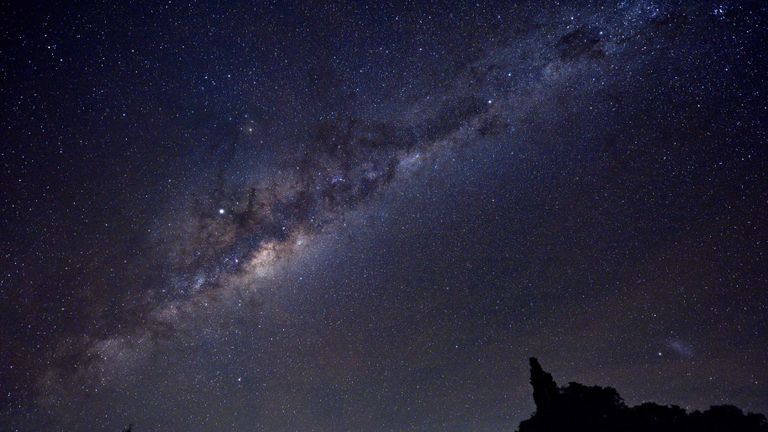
2 1 767 431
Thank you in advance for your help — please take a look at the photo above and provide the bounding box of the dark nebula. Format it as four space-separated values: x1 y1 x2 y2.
1 1 767 431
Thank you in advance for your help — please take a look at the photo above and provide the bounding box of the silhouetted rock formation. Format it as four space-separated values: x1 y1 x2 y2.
518 358 768 432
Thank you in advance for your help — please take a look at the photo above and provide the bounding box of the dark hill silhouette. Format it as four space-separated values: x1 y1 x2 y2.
518 358 768 432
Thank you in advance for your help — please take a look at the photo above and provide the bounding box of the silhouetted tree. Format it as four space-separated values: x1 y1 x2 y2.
518 358 768 432
529 358 559 413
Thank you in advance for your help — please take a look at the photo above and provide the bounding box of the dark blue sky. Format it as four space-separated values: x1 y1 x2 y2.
1 1 767 431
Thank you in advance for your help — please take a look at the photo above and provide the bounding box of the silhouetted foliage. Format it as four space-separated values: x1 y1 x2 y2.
518 358 768 432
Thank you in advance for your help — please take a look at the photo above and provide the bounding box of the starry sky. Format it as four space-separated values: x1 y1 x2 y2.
1 1 767 431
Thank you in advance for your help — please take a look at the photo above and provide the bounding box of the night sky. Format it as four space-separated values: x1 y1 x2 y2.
2 1 767 431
